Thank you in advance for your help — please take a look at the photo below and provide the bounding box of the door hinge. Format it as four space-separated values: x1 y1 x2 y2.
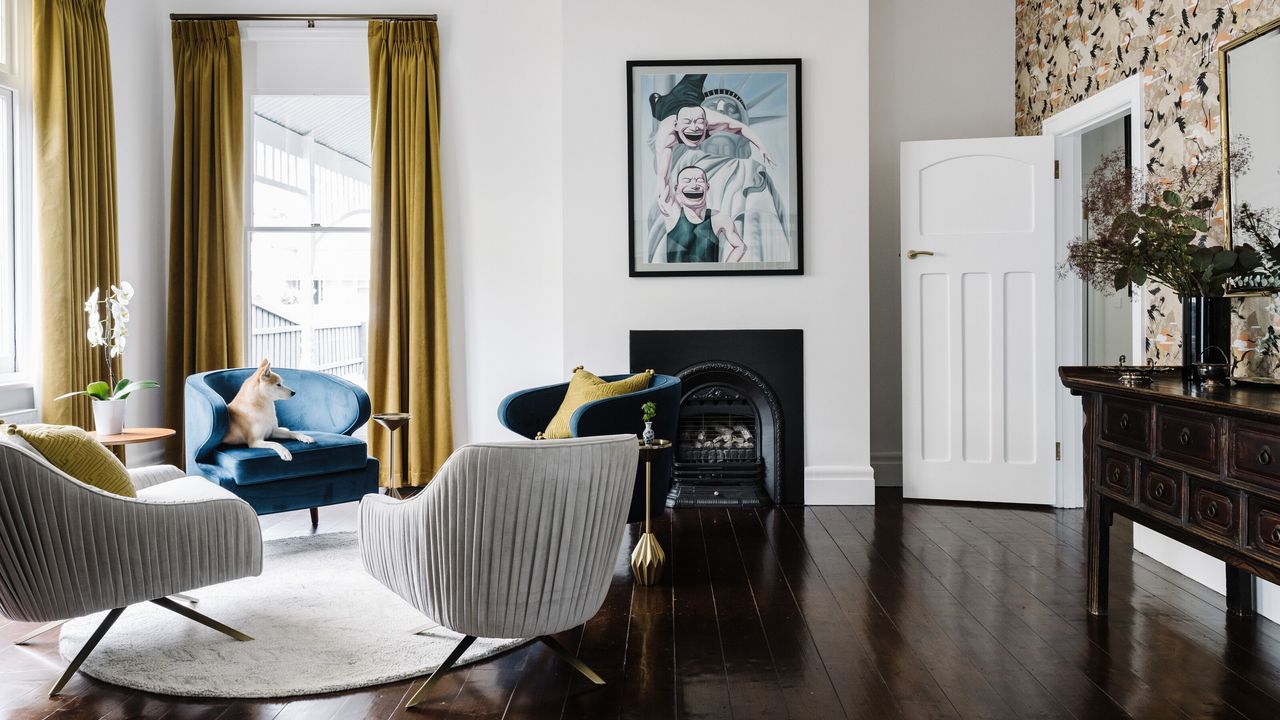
1056 442 1062 461
1054 160 1060 179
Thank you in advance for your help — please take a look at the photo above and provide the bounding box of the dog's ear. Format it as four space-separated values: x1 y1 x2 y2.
255 358 270 377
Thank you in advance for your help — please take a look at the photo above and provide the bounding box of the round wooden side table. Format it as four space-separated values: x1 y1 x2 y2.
89 427 176 446
89 427 176 463
632 439 672 586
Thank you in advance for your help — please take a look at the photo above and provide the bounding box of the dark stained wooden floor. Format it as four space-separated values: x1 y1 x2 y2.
5 489 1280 719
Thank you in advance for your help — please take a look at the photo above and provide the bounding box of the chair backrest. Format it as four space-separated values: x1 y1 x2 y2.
0 442 127 622
185 367 371 467
365 434 638 638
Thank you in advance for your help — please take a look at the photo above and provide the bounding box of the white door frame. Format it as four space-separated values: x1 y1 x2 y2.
1041 75 1144 508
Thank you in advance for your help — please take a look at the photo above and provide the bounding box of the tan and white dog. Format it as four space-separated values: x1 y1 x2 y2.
223 359 315 461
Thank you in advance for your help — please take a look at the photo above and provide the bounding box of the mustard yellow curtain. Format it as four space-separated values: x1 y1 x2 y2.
368 20 452 486
33 0 120 428
165 20 244 462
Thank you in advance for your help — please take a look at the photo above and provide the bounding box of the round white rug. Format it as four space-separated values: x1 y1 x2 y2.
59 532 527 698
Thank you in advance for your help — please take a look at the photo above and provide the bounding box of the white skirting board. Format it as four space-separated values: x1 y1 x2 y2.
805 465 876 505
1133 523 1280 622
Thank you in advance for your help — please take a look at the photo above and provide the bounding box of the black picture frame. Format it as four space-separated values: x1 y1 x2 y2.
627 59 803 277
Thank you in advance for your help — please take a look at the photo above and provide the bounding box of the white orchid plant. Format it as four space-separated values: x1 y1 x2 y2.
55 281 159 403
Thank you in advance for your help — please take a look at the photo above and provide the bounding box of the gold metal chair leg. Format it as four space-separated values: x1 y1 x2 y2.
405 634 476 708
14 619 66 645
539 635 605 685
150 597 253 641
49 608 124 696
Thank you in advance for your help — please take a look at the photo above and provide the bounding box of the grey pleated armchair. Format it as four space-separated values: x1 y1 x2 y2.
0 439 263 696
360 434 639 709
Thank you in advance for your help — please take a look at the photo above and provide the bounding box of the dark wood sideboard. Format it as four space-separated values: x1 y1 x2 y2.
1060 366 1280 617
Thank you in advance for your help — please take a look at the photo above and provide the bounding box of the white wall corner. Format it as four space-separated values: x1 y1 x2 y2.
805 465 876 505
870 450 902 487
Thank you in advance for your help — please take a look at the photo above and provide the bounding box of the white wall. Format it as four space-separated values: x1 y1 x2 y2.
867 0 1014 486
1135 524 1280 622
105 1 167 465
105 0 564 460
561 0 874 503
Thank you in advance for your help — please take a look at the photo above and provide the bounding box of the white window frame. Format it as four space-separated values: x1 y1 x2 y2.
240 25 371 376
0 0 35 405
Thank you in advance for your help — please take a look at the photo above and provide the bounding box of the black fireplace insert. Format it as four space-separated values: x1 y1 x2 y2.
630 330 804 506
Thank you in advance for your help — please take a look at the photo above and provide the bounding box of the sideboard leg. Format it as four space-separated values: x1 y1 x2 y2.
1226 565 1256 617
1086 492 1111 616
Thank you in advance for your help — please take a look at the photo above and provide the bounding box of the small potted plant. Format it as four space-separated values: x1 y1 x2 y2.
56 281 159 435
640 401 657 445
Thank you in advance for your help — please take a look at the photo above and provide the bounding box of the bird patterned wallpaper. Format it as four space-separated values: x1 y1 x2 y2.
1015 0 1280 372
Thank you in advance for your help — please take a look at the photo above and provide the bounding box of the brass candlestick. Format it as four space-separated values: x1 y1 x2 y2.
631 439 671 585
373 412 412 499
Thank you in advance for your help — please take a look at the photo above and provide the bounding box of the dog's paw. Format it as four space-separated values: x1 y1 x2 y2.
296 433 315 444
275 448 293 461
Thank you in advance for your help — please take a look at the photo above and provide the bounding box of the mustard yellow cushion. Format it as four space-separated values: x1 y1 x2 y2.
4 423 136 498
543 367 654 439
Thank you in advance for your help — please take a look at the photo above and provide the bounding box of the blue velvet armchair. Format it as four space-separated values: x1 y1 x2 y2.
498 374 682 524
185 368 380 520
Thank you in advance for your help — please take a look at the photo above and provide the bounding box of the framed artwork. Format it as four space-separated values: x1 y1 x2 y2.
627 59 803 277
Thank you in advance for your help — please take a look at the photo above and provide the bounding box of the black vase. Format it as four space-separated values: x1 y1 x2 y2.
1181 296 1232 380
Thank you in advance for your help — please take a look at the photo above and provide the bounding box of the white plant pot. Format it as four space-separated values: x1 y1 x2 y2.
92 398 127 436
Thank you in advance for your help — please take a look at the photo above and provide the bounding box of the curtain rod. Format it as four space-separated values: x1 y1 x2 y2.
169 13 437 22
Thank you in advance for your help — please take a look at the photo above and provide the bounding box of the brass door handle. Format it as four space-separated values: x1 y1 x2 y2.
906 250 935 259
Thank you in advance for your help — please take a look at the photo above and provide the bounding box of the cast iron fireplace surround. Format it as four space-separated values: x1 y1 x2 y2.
630 330 804 506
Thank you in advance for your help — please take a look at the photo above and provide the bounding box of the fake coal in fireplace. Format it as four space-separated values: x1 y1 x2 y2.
667 361 781 507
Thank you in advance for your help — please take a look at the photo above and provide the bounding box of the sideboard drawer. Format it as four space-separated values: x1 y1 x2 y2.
1138 463 1183 520
1186 477 1240 543
1100 397 1151 452
1228 421 1280 491
1098 447 1135 502
1248 500 1280 560
1155 407 1220 473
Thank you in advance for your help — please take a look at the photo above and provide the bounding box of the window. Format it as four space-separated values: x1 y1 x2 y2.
0 0 27 382
248 95 372 387
0 86 15 375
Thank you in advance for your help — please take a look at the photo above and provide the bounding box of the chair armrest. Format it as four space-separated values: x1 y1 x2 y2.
497 381 568 439
185 378 230 473
572 379 681 438
128 464 187 491
359 493 435 612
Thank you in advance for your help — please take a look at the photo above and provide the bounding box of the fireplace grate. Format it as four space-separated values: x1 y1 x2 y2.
676 411 759 464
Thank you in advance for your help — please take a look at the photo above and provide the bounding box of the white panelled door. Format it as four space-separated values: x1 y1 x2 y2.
900 137 1056 504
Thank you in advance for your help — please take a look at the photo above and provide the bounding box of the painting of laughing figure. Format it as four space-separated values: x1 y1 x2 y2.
628 60 803 276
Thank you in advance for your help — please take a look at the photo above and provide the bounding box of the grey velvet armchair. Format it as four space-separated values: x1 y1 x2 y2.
360 434 638 709
0 440 263 696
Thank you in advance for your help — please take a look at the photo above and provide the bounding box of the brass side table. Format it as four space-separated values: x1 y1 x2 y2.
372 412 412 499
632 439 672 585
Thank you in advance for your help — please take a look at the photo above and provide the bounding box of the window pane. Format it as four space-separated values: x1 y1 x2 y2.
250 230 370 386
249 94 371 386
251 96 371 228
0 90 15 374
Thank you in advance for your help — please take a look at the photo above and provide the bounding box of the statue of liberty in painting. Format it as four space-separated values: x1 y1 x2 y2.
633 67 798 272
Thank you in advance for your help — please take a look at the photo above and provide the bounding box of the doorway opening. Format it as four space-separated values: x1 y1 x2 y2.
1081 114 1134 366
1042 74 1145 508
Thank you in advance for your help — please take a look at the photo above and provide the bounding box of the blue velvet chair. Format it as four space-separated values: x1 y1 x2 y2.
498 374 682 524
184 368 380 522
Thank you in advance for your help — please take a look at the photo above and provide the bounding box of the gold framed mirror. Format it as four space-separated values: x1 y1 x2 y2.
1219 16 1280 251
